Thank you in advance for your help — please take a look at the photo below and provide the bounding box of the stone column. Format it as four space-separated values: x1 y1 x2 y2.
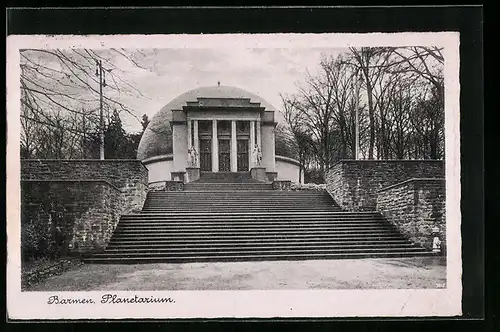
193 120 199 164
249 120 255 169
256 119 261 149
212 119 219 172
187 119 192 149
230 120 237 172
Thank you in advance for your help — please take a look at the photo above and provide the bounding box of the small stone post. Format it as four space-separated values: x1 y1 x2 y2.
432 226 442 254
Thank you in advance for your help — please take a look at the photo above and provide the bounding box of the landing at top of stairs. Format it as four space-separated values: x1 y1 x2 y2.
195 172 266 184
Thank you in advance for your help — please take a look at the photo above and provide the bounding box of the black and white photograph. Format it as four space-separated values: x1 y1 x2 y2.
7 32 462 319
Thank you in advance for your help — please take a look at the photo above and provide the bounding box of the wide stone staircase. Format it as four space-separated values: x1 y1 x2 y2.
84 175 432 264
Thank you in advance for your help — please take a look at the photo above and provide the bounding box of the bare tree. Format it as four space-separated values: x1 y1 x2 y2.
346 47 394 159
20 48 150 159
283 56 345 171
388 47 445 159
282 46 445 172
280 94 315 181
389 46 444 97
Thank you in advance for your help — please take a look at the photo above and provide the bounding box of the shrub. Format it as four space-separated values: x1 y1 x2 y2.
290 183 327 191
304 168 325 184
21 205 65 262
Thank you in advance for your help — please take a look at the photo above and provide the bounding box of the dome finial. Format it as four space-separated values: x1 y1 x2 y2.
217 81 220 87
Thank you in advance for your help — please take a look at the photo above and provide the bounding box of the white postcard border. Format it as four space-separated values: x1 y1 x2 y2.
6 32 462 319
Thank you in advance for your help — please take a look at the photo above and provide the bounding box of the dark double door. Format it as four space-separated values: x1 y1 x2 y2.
198 138 249 172
218 139 231 171
199 139 212 171
237 140 249 171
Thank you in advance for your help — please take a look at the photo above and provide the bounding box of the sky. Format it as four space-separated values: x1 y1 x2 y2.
104 48 344 132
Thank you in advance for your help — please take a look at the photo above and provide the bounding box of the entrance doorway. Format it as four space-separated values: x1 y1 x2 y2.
199 139 212 171
218 139 231 171
237 139 249 171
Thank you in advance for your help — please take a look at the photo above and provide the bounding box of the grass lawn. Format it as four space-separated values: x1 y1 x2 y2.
25 256 446 291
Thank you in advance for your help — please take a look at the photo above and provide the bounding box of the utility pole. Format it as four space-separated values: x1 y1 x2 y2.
355 102 359 160
354 71 360 160
95 60 107 160
82 107 86 158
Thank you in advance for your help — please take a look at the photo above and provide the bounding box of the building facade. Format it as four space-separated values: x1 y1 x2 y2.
137 85 303 184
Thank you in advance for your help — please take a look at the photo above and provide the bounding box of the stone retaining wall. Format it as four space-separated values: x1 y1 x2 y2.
325 160 444 211
22 160 148 213
377 178 446 251
21 160 149 256
22 180 123 256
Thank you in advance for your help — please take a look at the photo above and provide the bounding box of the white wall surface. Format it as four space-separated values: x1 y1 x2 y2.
143 156 173 183
275 156 303 183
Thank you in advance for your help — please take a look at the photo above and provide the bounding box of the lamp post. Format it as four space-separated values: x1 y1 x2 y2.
95 60 107 160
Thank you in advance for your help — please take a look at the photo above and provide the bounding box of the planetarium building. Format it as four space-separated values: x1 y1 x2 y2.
137 85 303 184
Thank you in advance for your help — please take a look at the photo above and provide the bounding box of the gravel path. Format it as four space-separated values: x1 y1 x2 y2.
25 257 446 291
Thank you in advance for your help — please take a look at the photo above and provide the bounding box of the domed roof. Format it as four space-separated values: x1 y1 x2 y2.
137 85 293 160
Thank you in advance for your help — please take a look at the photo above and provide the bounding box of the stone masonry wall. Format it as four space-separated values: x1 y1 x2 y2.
22 160 148 213
325 160 444 211
377 178 446 251
22 180 123 256
21 160 149 257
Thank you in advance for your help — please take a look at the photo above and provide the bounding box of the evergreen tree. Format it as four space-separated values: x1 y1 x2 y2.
104 110 127 159
141 114 150 133
80 111 145 159
123 133 142 159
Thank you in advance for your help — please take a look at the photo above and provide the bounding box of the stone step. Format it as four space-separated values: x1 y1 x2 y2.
150 190 326 193
120 219 390 224
115 228 396 234
147 194 332 197
142 210 340 213
118 219 386 225
183 188 275 191
109 234 407 241
146 201 335 204
146 194 332 197
142 206 338 210
116 223 396 229
197 171 256 180
85 185 431 264
148 197 331 200
144 203 336 207
90 248 425 258
141 209 340 212
184 183 272 186
104 243 417 252
195 178 264 184
144 200 336 204
84 251 434 264
143 202 337 206
106 239 411 246
121 212 382 218
91 247 429 257
116 221 389 227
111 230 401 238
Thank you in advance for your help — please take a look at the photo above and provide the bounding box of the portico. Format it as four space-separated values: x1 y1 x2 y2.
170 96 276 181
138 85 303 184
187 118 262 172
